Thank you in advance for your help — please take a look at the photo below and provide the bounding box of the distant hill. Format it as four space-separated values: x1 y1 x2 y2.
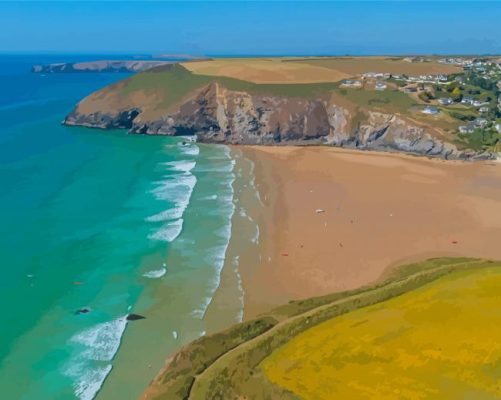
31 60 174 74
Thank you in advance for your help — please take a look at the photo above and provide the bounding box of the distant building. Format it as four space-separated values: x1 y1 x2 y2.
495 123 501 133
341 80 362 88
461 96 474 105
422 106 439 115
473 100 489 107
375 82 387 91
438 98 453 105
459 125 475 134
479 106 490 113
474 118 489 128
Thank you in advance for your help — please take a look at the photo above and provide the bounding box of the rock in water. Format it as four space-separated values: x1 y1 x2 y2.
75 307 91 315
127 313 146 321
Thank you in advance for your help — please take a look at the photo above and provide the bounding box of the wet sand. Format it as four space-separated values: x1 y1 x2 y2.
238 146 501 317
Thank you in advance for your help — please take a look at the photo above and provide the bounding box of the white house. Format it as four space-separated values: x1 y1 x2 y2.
375 82 387 91
438 98 453 105
479 106 490 113
459 125 475 134
474 118 489 128
341 80 362 88
473 100 489 107
461 96 474 105
495 123 501 133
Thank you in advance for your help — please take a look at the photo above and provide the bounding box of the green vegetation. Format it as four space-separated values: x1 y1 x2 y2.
144 257 501 400
459 129 499 151
333 87 417 113
120 64 341 109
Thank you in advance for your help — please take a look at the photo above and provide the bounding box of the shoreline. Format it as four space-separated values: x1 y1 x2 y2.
203 147 263 333
237 145 501 317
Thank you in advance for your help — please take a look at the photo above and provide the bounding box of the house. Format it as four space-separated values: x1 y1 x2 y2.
473 100 489 107
422 106 439 115
496 123 501 133
341 80 362 88
474 118 488 128
461 96 474 105
459 125 475 134
479 106 490 113
375 82 387 91
438 98 453 105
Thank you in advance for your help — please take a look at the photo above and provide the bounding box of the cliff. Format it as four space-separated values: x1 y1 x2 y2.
63 65 494 160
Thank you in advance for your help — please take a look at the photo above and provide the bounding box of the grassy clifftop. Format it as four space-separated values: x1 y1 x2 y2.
142 257 501 400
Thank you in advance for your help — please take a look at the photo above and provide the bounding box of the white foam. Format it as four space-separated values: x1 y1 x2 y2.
145 207 183 222
71 317 127 362
200 194 218 201
251 223 260 245
68 363 112 400
233 256 245 322
194 164 236 320
65 317 127 400
148 219 183 242
147 157 198 243
160 160 196 173
179 144 200 156
143 267 167 279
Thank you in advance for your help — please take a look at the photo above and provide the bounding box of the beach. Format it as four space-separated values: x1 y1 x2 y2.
237 146 501 317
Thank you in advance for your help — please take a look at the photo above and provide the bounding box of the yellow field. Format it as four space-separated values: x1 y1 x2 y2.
297 57 461 76
182 58 350 83
262 267 501 400
182 57 461 84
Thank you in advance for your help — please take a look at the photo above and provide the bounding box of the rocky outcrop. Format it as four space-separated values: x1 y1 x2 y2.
64 81 495 161
32 60 172 73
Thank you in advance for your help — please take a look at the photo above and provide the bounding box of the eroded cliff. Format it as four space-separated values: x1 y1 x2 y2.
64 66 494 160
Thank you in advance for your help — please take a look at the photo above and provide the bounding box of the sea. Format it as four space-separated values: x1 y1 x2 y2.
0 54 261 399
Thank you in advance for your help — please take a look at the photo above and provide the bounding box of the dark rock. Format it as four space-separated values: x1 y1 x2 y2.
126 313 146 321
75 307 91 315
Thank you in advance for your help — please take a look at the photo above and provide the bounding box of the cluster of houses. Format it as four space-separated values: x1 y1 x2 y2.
402 74 449 84
458 118 489 134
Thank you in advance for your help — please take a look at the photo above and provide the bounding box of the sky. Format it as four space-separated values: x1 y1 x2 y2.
0 1 500 55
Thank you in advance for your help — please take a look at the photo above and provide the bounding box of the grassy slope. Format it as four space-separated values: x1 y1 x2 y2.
143 257 499 400
110 64 416 115
264 266 501 399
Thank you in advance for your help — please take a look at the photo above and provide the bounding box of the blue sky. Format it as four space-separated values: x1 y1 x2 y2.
0 1 500 55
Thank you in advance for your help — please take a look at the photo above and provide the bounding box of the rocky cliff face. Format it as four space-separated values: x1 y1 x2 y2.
64 81 494 160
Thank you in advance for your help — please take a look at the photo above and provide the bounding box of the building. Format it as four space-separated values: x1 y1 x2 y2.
375 82 387 91
474 118 489 128
479 106 490 113
459 124 475 134
438 98 453 105
461 96 474 105
496 123 501 133
473 100 489 107
422 106 439 115
341 80 362 88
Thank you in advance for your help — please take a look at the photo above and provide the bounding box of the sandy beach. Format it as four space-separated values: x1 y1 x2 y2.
238 146 501 317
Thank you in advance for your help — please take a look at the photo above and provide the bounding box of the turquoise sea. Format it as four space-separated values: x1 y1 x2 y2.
0 55 259 399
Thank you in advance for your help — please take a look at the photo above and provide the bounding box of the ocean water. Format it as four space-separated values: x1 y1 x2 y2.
0 55 255 399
